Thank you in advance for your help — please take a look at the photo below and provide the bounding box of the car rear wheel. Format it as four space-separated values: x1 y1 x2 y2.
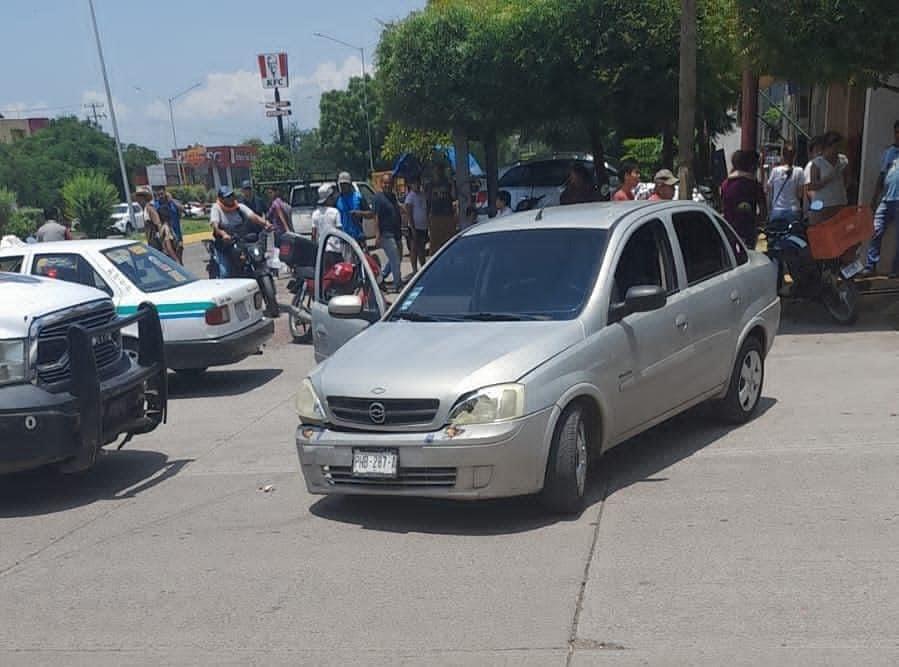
541 404 590 514
719 336 765 424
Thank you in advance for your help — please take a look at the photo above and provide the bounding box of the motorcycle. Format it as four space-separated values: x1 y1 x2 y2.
279 232 381 343
764 214 862 325
203 233 280 318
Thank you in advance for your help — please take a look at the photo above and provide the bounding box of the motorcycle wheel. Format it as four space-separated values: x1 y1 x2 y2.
259 274 280 318
288 282 312 344
821 271 860 325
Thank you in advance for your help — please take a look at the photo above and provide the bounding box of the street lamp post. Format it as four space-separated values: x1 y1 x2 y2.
87 0 135 229
313 32 375 175
168 83 201 185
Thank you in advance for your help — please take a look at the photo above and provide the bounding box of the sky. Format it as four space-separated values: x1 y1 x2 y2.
0 0 425 155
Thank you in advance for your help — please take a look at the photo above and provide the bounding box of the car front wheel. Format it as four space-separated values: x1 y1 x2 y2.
541 404 590 514
720 336 765 424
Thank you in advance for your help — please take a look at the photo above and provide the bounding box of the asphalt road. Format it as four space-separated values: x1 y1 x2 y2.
1 283 898 664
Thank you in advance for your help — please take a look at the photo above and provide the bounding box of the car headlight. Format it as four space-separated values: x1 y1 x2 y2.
448 383 525 426
295 378 325 424
0 339 27 386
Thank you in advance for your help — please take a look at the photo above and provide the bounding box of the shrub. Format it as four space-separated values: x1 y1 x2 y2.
0 187 15 235
61 171 118 239
6 211 38 240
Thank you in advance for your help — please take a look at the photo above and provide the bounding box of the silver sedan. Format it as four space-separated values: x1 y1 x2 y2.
295 201 780 513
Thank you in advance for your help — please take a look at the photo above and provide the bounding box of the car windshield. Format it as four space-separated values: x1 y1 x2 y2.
390 228 607 322
112 204 129 215
101 243 196 293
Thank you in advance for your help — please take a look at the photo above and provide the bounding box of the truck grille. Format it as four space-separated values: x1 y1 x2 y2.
322 466 457 488
35 301 122 386
327 397 440 427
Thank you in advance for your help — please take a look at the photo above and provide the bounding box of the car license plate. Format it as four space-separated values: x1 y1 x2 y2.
352 449 398 477
841 259 864 279
235 299 250 321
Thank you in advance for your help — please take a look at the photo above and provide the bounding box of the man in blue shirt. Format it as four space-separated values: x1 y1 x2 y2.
334 171 371 244
864 121 899 277
153 186 184 263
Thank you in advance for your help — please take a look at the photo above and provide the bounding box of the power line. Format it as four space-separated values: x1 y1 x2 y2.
83 101 107 127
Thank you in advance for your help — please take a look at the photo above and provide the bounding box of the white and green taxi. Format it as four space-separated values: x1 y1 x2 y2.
0 240 273 374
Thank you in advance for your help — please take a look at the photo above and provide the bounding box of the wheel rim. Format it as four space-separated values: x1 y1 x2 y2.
822 274 856 322
737 350 763 412
575 419 588 496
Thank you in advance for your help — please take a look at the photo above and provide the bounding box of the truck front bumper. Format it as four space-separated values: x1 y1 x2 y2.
0 303 167 474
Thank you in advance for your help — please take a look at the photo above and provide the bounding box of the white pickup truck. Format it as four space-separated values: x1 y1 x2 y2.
0 272 167 474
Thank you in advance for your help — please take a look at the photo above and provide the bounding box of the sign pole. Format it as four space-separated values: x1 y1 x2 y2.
274 88 286 147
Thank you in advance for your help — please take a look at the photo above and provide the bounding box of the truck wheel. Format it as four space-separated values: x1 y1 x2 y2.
719 336 765 424
540 403 590 514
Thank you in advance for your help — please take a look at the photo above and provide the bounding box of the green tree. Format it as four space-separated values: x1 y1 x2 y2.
0 187 14 235
61 171 118 239
381 123 450 164
282 124 338 176
0 117 156 209
251 144 294 183
621 138 664 176
319 75 386 177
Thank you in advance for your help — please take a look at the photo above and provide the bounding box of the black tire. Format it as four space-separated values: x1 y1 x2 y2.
719 336 765 424
821 273 859 325
540 404 590 514
125 222 134 235
260 274 280 318
289 283 312 343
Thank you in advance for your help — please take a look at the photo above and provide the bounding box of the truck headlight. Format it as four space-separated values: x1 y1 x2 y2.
0 339 27 386
448 383 525 426
295 378 325 424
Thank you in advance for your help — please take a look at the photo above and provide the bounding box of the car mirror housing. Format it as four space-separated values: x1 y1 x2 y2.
328 295 364 319
609 285 667 323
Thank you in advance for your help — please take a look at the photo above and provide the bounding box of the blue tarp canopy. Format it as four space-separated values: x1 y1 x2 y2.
391 148 484 178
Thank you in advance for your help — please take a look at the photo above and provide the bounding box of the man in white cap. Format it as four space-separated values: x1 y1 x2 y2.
334 171 372 244
649 169 679 201
312 183 344 269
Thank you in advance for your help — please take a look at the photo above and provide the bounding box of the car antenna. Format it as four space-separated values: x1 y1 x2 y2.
534 206 545 221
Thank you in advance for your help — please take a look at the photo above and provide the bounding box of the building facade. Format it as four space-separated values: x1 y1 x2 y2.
0 117 49 143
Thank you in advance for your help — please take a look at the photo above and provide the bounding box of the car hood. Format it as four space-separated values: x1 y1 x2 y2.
0 273 110 338
316 319 584 401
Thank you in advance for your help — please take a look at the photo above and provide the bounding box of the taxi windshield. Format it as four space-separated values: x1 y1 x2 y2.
102 243 196 293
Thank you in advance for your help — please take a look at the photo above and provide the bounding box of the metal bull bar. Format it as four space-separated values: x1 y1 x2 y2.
65 302 167 471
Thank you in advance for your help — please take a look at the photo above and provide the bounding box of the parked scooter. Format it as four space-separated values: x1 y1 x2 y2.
203 233 280 318
765 202 864 325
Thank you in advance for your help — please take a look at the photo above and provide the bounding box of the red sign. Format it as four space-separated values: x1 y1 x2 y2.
257 53 289 89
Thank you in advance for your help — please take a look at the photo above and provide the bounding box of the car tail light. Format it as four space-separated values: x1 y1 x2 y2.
205 304 231 326
476 190 488 206
254 292 263 310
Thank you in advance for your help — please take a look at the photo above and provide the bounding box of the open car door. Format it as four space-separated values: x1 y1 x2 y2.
310 228 386 362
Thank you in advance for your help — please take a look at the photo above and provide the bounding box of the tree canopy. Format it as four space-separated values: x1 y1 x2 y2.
318 75 387 177
0 117 157 210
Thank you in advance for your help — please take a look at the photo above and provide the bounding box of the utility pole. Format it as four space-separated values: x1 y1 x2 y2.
168 82 201 185
87 0 135 228
83 101 107 128
274 87 286 147
677 0 697 200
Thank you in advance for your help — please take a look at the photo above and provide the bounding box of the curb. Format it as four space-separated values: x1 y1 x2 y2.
182 231 212 246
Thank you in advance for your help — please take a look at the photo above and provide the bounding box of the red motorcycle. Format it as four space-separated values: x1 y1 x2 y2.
279 233 381 343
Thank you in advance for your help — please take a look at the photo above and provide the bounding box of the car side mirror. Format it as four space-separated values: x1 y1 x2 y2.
328 294 364 319
609 285 667 323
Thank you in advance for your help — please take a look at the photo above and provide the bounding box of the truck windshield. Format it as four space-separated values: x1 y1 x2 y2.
102 243 196 293
390 228 607 322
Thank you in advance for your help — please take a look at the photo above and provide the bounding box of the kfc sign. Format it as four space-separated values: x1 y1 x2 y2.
258 53 289 89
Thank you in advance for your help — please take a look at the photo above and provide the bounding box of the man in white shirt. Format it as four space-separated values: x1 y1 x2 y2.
404 177 429 272
767 144 806 225
311 183 344 268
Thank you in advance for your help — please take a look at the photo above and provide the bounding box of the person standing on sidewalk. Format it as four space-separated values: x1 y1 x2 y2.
807 131 849 224
863 124 899 277
766 144 805 226
266 185 293 244
134 186 163 252
372 173 405 292
612 161 641 201
721 150 767 249
426 160 456 253
404 177 429 272
153 186 184 263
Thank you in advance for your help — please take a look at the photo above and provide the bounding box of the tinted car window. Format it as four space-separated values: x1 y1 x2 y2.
392 229 608 321
290 186 313 208
527 161 573 187
672 211 733 285
32 253 112 295
498 165 530 187
102 243 195 293
612 219 677 304
357 183 376 206
0 256 23 273
715 214 749 266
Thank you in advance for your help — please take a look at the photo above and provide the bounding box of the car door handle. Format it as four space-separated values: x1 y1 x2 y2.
675 314 689 330
730 290 741 304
